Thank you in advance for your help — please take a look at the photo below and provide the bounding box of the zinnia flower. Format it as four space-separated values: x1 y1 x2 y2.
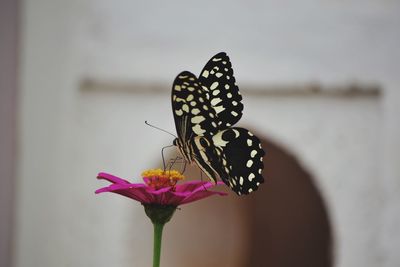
95 169 227 267
95 169 227 206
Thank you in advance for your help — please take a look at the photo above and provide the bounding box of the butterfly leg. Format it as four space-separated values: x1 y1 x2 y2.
198 170 209 191
168 156 182 171
161 144 175 171
181 161 187 174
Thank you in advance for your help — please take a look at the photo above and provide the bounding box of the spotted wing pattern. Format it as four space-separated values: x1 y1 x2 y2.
198 52 243 128
212 128 265 195
171 52 265 195
172 71 218 140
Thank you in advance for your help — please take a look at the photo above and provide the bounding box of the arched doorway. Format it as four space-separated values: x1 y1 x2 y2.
163 133 333 267
245 137 332 267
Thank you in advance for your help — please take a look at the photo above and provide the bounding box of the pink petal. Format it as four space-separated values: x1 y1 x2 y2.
96 184 154 203
189 181 225 194
159 191 187 206
179 190 227 205
174 180 214 192
97 172 131 184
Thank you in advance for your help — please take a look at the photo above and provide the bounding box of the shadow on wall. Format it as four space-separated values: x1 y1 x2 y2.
245 137 333 267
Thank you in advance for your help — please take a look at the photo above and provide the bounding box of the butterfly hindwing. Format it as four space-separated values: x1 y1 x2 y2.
198 52 244 128
212 128 265 195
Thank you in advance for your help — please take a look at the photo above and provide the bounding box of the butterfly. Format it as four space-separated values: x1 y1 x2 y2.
171 52 265 195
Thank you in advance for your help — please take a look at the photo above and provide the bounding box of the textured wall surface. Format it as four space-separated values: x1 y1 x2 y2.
15 0 400 266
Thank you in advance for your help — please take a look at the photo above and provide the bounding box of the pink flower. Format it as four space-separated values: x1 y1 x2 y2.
95 169 227 206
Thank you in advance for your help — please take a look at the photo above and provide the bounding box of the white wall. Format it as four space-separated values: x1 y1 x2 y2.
15 0 400 266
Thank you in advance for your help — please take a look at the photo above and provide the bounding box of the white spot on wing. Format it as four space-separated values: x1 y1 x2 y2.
202 70 209 78
191 116 205 124
214 105 225 114
232 129 240 138
211 98 222 106
182 104 189 113
175 109 183 116
191 108 200 115
248 173 255 181
250 150 257 157
192 124 205 135
247 139 253 146
212 131 229 147
246 159 253 167
210 82 219 90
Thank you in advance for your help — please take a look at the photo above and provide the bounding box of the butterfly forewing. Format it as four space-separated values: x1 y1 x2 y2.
198 52 244 128
171 71 218 140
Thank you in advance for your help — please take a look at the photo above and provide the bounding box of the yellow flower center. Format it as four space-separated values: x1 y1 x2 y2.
141 169 185 189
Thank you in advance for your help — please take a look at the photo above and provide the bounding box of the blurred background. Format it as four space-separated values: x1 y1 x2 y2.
1 0 400 266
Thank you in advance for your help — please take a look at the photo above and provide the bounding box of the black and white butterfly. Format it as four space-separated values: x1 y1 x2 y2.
171 52 265 195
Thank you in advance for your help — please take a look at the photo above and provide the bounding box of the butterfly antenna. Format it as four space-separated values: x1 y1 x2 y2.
145 121 177 138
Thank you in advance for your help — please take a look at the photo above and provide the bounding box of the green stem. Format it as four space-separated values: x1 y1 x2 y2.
143 204 176 267
153 223 164 267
